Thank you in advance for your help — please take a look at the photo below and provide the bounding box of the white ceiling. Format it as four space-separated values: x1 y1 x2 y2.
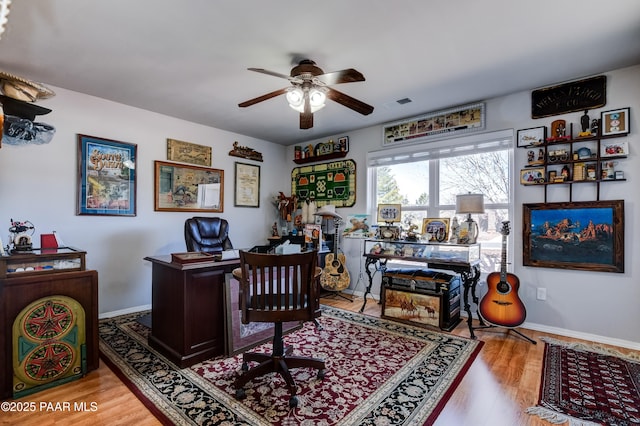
1 0 639 145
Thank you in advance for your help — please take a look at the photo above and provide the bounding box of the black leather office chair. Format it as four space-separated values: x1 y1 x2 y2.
184 217 233 253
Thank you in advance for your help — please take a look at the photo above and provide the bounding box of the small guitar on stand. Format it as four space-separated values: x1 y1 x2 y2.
478 221 535 344
320 218 351 300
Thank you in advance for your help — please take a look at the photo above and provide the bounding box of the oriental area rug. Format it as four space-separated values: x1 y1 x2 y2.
99 306 483 425
527 337 640 426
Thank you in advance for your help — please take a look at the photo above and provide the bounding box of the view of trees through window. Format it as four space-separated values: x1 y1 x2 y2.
372 149 511 274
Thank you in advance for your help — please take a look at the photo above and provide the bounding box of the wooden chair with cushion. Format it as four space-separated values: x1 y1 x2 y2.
233 250 325 408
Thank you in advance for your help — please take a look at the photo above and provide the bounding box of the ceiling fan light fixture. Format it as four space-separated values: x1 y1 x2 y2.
309 87 327 109
286 86 326 113
285 86 304 108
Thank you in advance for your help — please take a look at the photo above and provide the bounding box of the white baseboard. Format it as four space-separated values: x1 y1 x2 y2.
457 312 640 351
519 321 640 351
99 304 151 319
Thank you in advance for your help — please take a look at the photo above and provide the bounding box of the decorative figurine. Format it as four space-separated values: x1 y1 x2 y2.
8 218 35 253
579 110 591 137
405 223 419 241
449 217 460 244
271 222 279 237
590 119 599 136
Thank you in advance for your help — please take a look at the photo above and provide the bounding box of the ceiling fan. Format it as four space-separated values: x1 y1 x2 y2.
238 59 374 129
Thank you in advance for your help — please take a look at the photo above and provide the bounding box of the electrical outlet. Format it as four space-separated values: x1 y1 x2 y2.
536 287 547 301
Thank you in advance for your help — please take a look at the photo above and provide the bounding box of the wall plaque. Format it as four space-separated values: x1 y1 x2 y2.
531 76 606 119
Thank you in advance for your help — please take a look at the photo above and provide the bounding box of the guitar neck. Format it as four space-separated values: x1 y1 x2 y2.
500 234 508 281
333 219 340 255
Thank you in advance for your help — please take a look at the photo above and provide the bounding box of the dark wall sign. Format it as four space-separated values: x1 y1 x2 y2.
531 75 606 119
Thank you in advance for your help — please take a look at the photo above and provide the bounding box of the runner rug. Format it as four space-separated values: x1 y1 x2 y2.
99 306 483 425
527 337 640 425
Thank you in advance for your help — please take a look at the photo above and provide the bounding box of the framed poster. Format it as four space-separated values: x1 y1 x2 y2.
77 134 137 216
154 160 223 212
377 204 402 223
600 108 630 136
383 103 485 146
166 138 212 166
234 162 260 207
421 218 450 241
520 167 546 184
600 140 628 157
343 214 373 237
517 126 546 147
523 200 624 273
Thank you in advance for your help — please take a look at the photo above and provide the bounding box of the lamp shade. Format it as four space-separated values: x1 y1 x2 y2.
456 193 485 214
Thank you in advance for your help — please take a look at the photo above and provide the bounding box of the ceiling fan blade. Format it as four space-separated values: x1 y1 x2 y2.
316 68 365 85
300 90 313 129
326 88 374 115
238 87 288 108
247 67 292 80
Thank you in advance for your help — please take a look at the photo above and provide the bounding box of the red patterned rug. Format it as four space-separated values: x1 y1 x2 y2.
527 337 640 425
99 306 483 425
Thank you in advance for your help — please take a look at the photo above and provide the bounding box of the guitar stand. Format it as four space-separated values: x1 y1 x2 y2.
473 323 537 344
321 289 353 302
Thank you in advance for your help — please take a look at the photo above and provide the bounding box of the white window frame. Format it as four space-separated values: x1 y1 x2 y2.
366 129 515 273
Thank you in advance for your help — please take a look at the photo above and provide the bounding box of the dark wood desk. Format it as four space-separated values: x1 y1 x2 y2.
144 255 239 368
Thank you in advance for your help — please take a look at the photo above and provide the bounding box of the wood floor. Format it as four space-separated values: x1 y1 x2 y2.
3 294 638 425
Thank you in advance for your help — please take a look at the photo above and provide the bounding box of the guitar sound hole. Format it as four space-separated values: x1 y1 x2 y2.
497 282 511 294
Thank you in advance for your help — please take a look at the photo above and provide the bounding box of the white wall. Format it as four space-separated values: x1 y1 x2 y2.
0 87 288 314
2 65 637 346
288 65 640 346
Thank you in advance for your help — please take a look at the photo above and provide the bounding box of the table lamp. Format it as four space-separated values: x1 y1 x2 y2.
456 193 484 244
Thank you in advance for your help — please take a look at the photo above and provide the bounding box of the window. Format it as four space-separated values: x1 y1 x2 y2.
367 129 514 273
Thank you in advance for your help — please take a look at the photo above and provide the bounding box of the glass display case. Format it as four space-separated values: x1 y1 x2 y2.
0 247 86 278
363 239 480 264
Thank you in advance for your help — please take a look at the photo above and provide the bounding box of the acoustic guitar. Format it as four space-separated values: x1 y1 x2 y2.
478 221 527 328
320 219 350 292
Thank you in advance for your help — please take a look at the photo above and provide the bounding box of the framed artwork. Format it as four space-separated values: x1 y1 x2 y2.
343 214 373 237
523 200 624 273
166 138 212 166
224 273 301 356
291 159 356 207
234 162 260 207
377 204 402 223
421 218 450 242
383 102 485 146
600 140 628 157
517 126 546 147
154 160 224 212
600 108 630 136
77 134 137 216
520 167 545 184
382 287 441 329
337 136 349 152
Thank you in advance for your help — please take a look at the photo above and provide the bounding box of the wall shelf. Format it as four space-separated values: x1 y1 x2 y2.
293 150 348 164
519 120 628 202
